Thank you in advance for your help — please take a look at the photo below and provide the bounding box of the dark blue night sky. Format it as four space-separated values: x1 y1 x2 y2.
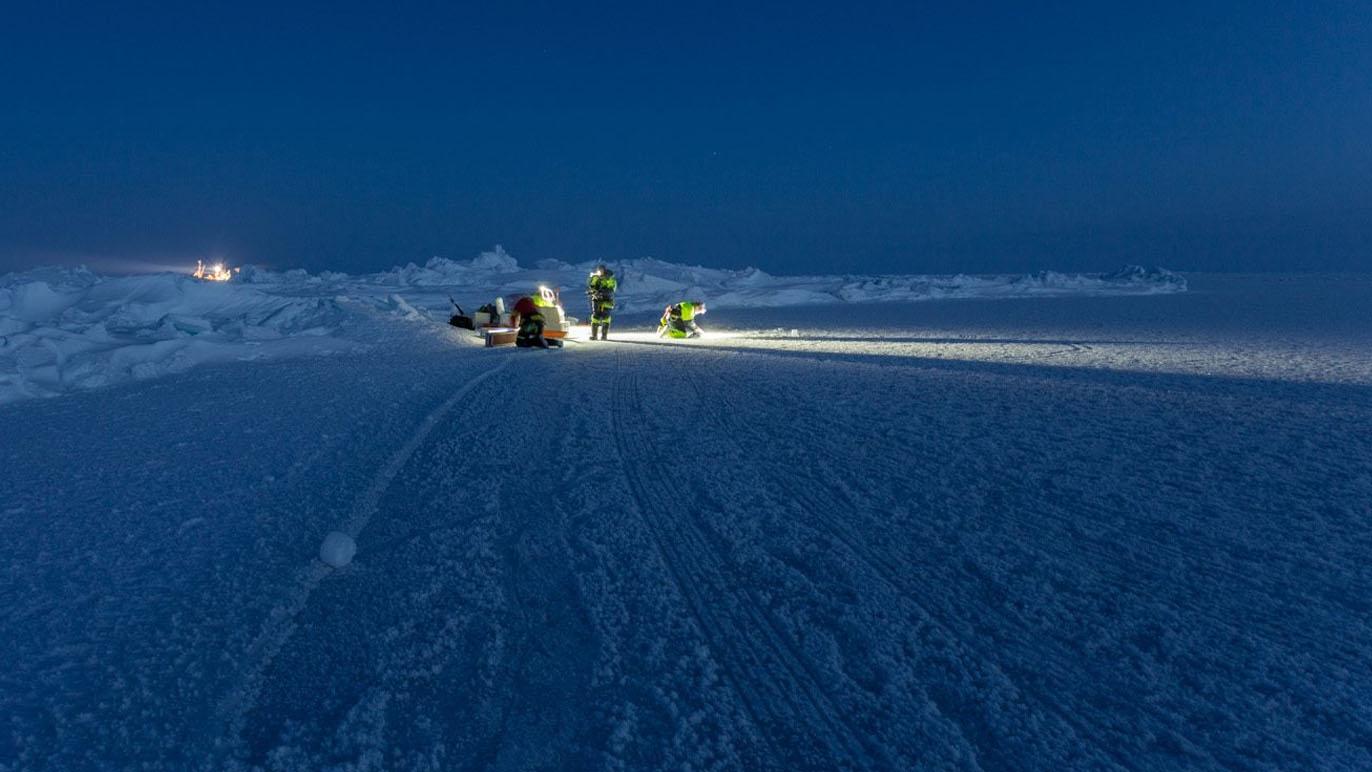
2 0 1369 275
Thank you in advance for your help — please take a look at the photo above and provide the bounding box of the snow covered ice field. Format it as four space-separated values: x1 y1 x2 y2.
2 268 1371 770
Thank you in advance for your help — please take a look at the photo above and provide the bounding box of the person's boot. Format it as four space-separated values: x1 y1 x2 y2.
601 323 609 341
589 324 598 341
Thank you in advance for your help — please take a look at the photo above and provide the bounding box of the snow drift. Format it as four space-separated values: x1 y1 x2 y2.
0 249 1185 404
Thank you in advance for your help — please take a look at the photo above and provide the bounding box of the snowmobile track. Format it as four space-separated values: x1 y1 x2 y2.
210 357 513 764
687 371 1139 770
703 350 1370 671
608 351 883 770
689 346 1326 769
607 360 781 765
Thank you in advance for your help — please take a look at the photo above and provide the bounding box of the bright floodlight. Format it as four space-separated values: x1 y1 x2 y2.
193 260 233 282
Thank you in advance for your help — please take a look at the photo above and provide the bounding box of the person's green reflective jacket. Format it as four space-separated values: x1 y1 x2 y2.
588 274 617 296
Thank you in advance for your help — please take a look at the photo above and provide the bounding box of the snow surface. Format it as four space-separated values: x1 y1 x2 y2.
3 271 1370 770
0 249 1184 404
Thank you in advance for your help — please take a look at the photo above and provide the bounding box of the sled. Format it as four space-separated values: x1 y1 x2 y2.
466 286 574 346
446 298 476 330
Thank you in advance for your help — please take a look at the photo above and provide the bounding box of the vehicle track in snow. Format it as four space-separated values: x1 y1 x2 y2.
538 352 768 769
211 356 513 766
607 350 885 770
226 353 592 769
708 351 1372 674
690 351 1302 768
241 379 537 768
686 344 1372 768
681 356 1134 769
460 355 603 770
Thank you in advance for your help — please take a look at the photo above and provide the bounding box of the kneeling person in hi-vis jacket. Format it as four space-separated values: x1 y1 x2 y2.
511 296 563 349
657 301 706 339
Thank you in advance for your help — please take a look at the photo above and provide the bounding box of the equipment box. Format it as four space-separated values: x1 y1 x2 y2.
483 328 518 347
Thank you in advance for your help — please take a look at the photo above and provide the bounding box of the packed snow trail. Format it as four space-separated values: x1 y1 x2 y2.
2 274 1371 769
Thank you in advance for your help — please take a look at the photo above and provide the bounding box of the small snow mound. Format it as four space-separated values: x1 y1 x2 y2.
319 531 357 568
381 294 429 322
